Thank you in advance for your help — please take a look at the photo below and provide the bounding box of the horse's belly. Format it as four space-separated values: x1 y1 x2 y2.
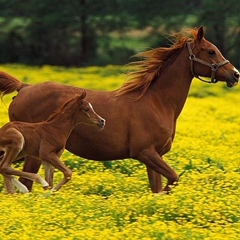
65 126 129 161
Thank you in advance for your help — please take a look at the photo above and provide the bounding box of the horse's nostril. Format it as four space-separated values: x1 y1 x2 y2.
234 71 240 80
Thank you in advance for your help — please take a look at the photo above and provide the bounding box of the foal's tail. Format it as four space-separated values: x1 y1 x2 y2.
0 71 29 98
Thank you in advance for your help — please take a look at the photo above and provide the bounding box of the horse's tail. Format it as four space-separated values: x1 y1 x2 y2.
0 71 29 98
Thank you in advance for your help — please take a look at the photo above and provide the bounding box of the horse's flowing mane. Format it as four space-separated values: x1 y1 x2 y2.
115 28 199 98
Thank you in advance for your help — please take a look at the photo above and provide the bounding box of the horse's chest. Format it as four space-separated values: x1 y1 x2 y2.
152 122 175 155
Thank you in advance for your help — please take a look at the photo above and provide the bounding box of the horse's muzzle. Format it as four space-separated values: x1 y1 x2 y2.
226 70 239 88
97 118 106 130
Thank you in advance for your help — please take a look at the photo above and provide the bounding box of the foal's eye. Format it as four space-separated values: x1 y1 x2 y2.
208 50 216 56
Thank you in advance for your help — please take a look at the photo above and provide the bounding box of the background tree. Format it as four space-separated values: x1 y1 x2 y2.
0 0 239 67
195 0 240 66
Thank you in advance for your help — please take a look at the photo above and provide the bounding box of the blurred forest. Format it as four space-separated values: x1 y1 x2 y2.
0 0 239 67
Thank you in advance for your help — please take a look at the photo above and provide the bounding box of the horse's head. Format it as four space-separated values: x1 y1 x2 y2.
77 91 105 129
187 26 239 87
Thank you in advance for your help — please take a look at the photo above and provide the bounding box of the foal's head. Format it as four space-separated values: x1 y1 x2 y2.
74 91 105 129
48 91 105 129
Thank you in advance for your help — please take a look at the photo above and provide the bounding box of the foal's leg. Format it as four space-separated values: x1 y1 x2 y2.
0 155 14 193
137 145 178 193
4 167 49 190
3 174 29 193
1 151 49 191
0 129 49 191
4 173 35 193
42 161 55 188
3 174 15 194
0 151 49 190
19 156 42 191
43 153 72 191
11 177 29 193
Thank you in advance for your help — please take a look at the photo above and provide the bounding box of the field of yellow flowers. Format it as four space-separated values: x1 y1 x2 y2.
0 64 239 240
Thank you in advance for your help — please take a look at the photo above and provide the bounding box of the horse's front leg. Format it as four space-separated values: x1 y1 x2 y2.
146 167 163 193
137 145 178 193
19 156 42 191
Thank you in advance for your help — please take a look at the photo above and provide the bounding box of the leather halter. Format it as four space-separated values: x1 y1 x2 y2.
187 42 229 83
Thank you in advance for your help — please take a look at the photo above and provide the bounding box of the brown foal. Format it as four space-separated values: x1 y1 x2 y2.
0 91 105 193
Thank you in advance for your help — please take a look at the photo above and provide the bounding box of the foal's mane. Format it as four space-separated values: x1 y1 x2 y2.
115 28 199 98
46 95 80 122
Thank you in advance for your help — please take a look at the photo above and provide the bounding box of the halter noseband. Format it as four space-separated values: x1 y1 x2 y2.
187 42 229 83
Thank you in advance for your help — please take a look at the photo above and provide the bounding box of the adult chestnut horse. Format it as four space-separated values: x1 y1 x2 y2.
0 26 239 193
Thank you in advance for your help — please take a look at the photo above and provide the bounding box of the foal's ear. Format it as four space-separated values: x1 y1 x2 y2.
79 90 86 100
197 26 204 41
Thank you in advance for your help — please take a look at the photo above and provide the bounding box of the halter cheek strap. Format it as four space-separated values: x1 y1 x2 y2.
187 42 229 83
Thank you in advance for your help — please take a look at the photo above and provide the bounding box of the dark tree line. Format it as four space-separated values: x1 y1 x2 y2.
0 0 239 67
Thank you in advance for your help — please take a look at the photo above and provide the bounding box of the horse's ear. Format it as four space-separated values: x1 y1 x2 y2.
197 26 204 41
79 90 86 100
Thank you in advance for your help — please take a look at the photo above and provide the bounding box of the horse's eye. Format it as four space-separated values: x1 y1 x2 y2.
208 50 215 56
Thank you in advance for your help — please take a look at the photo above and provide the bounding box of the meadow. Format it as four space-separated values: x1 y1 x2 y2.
0 64 239 240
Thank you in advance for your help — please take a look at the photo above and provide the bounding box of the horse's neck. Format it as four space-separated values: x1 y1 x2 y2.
151 49 193 119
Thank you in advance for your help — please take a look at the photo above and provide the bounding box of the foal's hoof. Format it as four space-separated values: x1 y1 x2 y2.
50 187 57 192
43 186 52 190
19 188 29 194
5 191 15 195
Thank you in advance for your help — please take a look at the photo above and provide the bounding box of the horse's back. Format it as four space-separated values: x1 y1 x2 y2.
9 82 131 160
9 82 81 122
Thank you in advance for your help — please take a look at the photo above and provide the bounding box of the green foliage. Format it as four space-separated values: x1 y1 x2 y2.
0 0 239 67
